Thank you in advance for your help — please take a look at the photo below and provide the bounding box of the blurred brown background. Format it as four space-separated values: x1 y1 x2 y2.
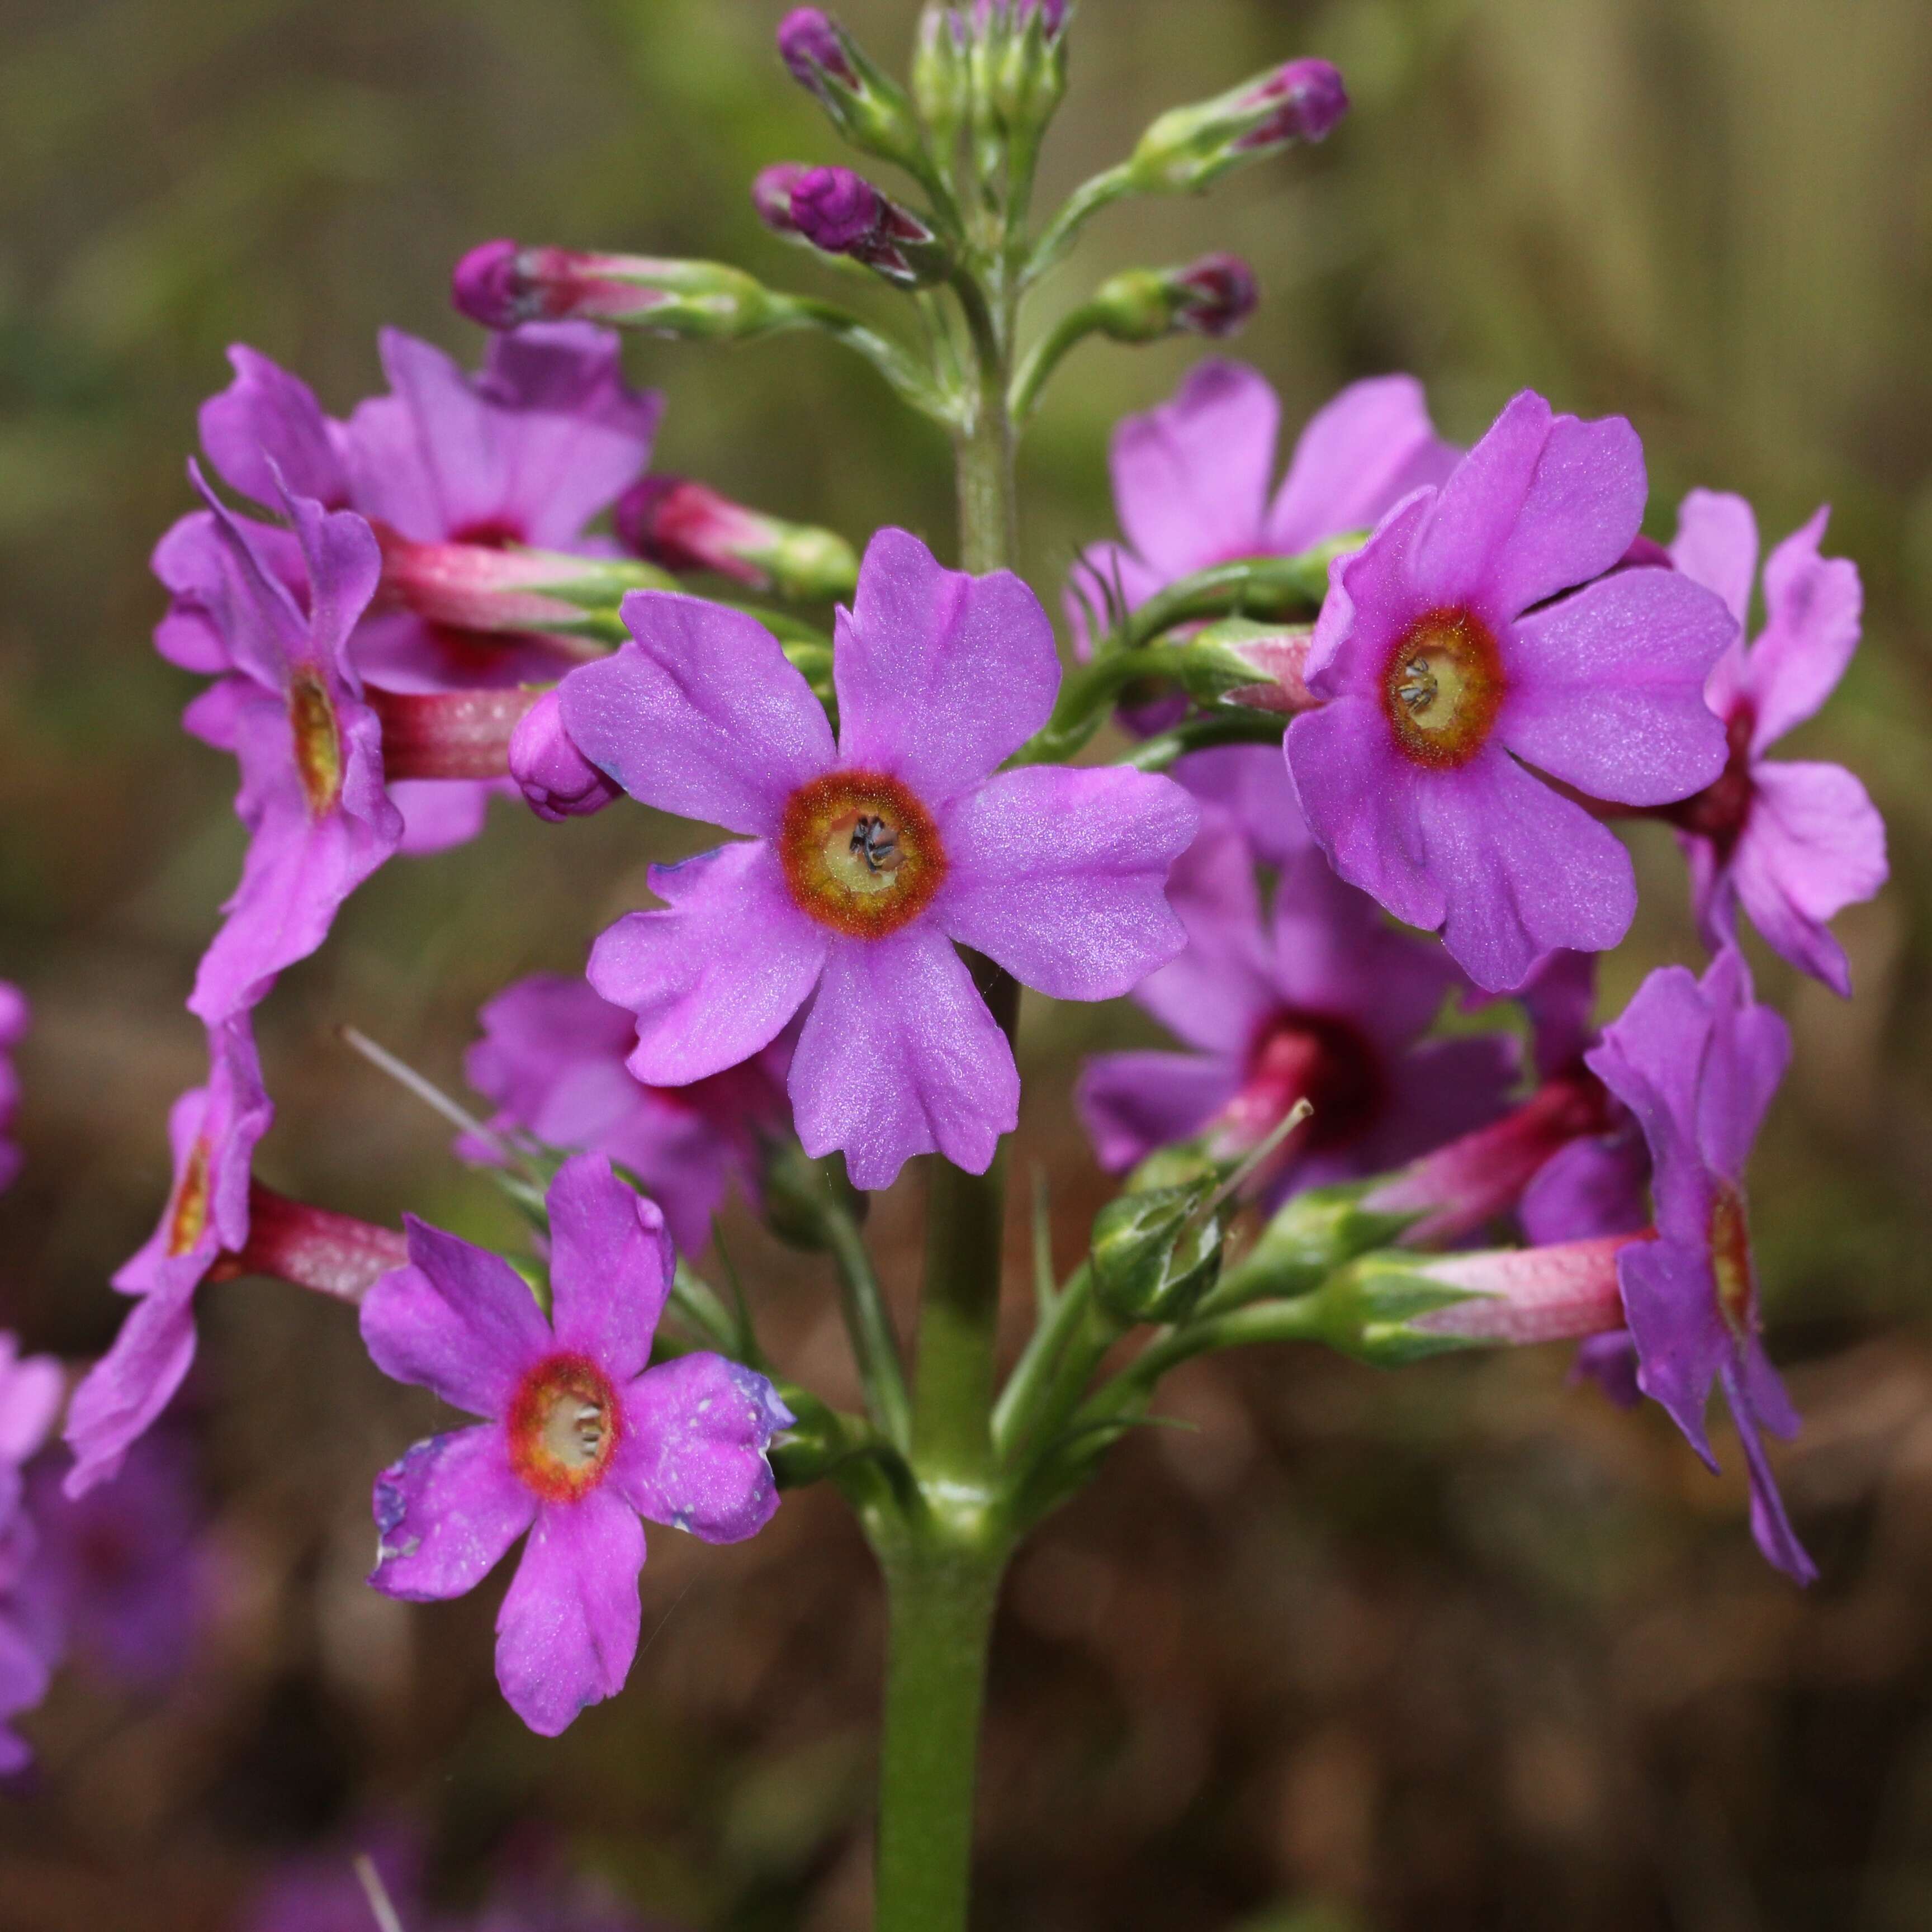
2 0 1930 1925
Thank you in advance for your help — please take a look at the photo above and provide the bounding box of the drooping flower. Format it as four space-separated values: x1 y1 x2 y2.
362 1155 789 1736
0 1333 63 1773
1285 390 1737 991
1585 948 1815 1581
174 325 661 850
0 982 26 1194
560 528 1199 1190
1076 790 1516 1198
462 973 790 1254
64 1015 273 1497
1664 490 1886 996
1071 361 1457 646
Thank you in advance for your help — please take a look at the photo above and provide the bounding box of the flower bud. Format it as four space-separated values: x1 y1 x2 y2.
453 242 797 340
508 688 621 822
372 524 666 636
1169 618 1317 713
615 476 859 601
1127 57 1348 195
1090 1180 1226 1325
1090 252 1258 346
788 167 950 288
752 163 813 238
774 9 925 172
912 6 971 151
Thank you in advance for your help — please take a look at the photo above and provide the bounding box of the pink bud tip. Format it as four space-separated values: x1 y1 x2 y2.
777 8 855 96
752 163 812 237
1174 252 1258 338
789 165 885 254
510 688 622 823
451 238 532 329
1244 58 1349 148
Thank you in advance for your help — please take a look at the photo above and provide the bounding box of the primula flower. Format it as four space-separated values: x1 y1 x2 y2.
561 528 1199 1190
177 473 402 1022
1072 361 1456 646
1285 390 1737 992
64 1016 273 1497
1586 948 1815 1581
0 1333 63 1774
0 1336 62 1532
362 1156 789 1736
0 981 26 1193
1077 788 1516 1197
169 325 661 851
462 973 790 1255
1664 489 1886 996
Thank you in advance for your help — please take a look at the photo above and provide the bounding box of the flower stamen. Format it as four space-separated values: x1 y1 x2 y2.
1381 608 1504 767
779 770 944 937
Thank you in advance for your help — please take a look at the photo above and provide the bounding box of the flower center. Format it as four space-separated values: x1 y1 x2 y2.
1382 608 1505 767
288 670 344 816
507 1353 621 1501
1709 1184 1756 1340
778 770 945 938
1213 1011 1389 1159
165 1137 214 1257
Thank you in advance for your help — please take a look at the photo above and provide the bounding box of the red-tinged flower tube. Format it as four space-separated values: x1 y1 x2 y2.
209 1182 410 1305
368 686 542 783
1406 1233 1640 1346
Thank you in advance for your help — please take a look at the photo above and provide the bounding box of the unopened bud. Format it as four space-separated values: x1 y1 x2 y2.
775 9 925 172
373 524 666 636
368 686 541 783
752 163 813 238
1090 1180 1225 1325
789 167 950 288
508 688 621 822
912 6 972 149
453 242 797 340
1090 252 1258 347
1171 618 1317 713
1128 57 1348 195
963 0 1069 160
615 476 859 602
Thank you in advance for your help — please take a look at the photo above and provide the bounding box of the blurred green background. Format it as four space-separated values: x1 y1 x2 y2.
2 0 1930 1926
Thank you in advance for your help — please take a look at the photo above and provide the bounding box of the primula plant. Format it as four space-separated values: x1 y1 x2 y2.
0 5 1890 1928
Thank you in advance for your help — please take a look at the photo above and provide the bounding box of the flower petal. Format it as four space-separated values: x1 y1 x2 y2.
388 779 494 855
1502 567 1734 804
1617 1234 1726 1468
199 345 352 513
1720 1361 1817 1584
62 1289 199 1499
835 529 1059 804
1669 487 1759 626
1692 951 1789 1185
789 926 1017 1190
562 604 834 837
1413 753 1637 992
1519 1121 1651 1246
494 1491 643 1736
368 1423 535 1602
544 1153 674 1379
358 1218 551 1418
1266 373 1457 553
1111 359 1277 576
1172 743 1312 872
1743 508 1863 751
936 765 1197 1001
1730 760 1887 996
1074 1049 1239 1173
612 1352 788 1542
587 841 826 1086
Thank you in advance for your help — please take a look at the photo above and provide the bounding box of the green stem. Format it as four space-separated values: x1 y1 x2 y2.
1007 297 1107 422
1121 711 1286 772
990 1259 1092 1457
785 296 959 423
823 1200 915 1452
1023 162 1135 285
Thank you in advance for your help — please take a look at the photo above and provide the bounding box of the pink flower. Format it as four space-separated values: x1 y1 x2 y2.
0 1333 64 1773
561 528 1199 1190
1285 390 1737 991
361 1156 789 1736
1665 490 1886 996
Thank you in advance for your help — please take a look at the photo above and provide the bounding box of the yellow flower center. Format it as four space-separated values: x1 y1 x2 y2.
288 670 344 816
1710 1185 1756 1339
165 1137 214 1257
508 1354 621 1501
1382 608 1505 767
778 770 945 938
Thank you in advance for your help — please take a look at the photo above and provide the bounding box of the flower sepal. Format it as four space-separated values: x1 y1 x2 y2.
615 477 859 602
1125 58 1348 196
1203 1179 1419 1315
1167 618 1317 713
1090 1177 1228 1326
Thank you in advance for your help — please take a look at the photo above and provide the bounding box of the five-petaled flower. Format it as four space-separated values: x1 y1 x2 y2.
1286 390 1739 992
1664 489 1887 997
1587 947 1815 1582
1077 773 1516 1199
64 1015 273 1497
361 1155 790 1736
560 527 1199 1191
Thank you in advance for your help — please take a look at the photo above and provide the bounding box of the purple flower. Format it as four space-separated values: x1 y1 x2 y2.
22 1432 207 1687
0 982 26 1193
1235 57 1349 149
1168 253 1258 339
508 690 622 822
462 974 790 1254
0 1335 62 1533
1077 785 1517 1196
1664 490 1886 996
787 167 942 286
244 1821 429 1932
176 472 402 1021
777 8 856 99
1071 362 1457 649
1587 949 1814 1581
560 528 1199 1190
1286 390 1737 992
177 326 660 851
751 162 812 237
0 1333 63 1774
362 1156 790 1736
64 1015 273 1497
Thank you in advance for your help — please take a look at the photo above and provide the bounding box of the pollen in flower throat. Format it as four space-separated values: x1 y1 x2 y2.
165 1138 214 1257
779 769 946 936
1382 607 1505 767
287 670 344 815
1710 1185 1758 1339
508 1353 621 1500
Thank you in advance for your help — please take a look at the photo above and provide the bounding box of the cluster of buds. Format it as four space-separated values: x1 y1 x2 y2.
754 163 951 289
1126 57 1348 194
777 8 927 174
453 242 797 340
